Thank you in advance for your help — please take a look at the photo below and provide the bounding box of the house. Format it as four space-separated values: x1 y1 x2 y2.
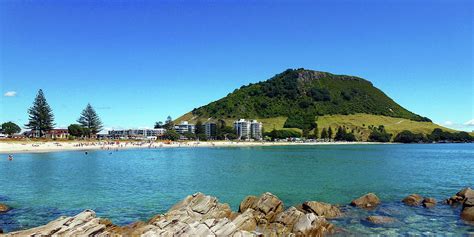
108 128 166 140
46 129 69 139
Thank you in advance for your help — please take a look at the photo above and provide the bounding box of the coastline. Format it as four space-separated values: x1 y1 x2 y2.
0 140 385 154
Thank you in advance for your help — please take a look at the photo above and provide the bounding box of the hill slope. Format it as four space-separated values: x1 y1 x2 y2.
189 69 430 122
176 68 453 138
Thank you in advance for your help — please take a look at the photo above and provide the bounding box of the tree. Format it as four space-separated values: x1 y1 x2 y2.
394 130 426 143
320 128 328 139
1 122 21 136
68 124 84 137
164 116 174 130
25 89 55 137
163 130 180 141
154 121 164 129
368 125 392 142
312 123 319 139
327 126 333 139
77 103 103 137
195 120 205 135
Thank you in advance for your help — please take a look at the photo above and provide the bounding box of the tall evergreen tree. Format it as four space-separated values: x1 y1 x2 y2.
320 128 328 139
313 123 319 139
195 120 205 135
25 89 55 137
327 126 333 139
77 103 103 137
164 116 174 130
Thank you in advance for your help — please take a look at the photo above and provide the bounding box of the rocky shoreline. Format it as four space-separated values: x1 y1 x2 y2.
1 188 473 236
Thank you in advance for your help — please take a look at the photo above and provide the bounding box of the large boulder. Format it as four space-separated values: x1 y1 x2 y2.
162 192 232 224
365 216 397 225
0 203 10 213
446 187 474 206
5 210 106 236
422 197 436 208
273 207 306 230
350 193 380 209
238 192 284 224
302 201 342 218
239 196 258 212
402 194 423 206
461 197 474 222
292 213 334 236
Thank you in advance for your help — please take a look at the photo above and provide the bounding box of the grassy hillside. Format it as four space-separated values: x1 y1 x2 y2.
315 114 454 141
176 112 454 141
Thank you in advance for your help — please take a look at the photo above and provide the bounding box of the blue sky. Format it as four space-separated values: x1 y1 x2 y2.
1 0 473 132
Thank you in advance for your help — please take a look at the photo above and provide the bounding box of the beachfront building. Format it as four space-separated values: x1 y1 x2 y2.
204 122 217 139
46 129 70 139
25 129 69 139
108 128 166 140
250 120 263 140
234 119 263 140
174 121 195 134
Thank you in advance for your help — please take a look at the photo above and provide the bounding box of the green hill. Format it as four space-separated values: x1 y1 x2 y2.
177 68 454 139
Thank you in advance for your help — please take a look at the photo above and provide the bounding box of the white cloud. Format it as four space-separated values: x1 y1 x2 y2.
443 121 454 126
464 119 474 126
4 91 17 97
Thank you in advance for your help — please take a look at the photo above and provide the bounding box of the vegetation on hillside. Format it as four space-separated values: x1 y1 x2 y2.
190 69 431 127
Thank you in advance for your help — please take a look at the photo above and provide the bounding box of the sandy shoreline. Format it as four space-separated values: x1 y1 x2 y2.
0 140 383 154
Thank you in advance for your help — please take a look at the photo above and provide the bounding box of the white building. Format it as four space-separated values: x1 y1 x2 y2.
174 121 195 134
108 128 166 140
250 120 263 140
234 119 262 140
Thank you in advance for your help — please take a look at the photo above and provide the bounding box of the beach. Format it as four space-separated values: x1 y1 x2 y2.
0 140 380 154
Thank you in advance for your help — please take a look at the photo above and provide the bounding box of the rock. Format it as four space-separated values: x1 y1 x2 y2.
350 193 380 209
239 195 258 212
5 210 106 236
457 187 474 199
254 193 284 222
239 192 284 223
162 192 232 223
461 206 474 222
365 215 396 225
402 194 423 206
422 197 436 208
302 201 342 218
292 213 334 236
447 187 474 206
231 209 257 232
2 192 334 237
274 207 305 230
0 203 10 213
0 228 3 234
461 197 474 222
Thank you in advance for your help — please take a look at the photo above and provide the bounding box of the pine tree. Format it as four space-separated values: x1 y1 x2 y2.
320 128 328 139
164 116 174 130
328 126 333 139
313 123 319 139
77 103 103 137
195 120 205 135
25 89 55 137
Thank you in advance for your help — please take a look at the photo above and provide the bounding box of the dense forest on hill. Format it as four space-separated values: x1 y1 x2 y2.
190 69 431 128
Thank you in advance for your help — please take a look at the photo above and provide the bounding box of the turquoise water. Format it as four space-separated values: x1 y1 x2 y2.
0 144 473 234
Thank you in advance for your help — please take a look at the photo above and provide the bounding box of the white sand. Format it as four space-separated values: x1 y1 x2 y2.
0 140 381 154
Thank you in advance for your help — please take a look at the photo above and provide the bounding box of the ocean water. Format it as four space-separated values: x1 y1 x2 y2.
0 143 473 234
